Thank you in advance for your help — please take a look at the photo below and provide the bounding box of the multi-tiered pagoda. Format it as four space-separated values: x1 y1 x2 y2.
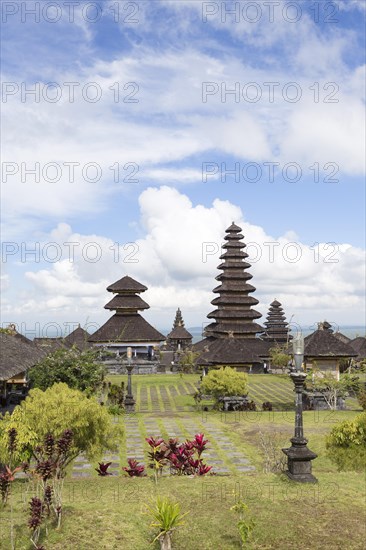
89 275 165 356
166 308 192 351
196 223 270 370
263 300 291 344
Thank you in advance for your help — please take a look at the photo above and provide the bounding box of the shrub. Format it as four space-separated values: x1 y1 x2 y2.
0 383 120 464
146 496 188 550
28 346 106 395
357 388 366 410
200 367 248 404
326 411 366 471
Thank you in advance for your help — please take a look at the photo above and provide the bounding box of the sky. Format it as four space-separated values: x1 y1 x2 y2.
1 0 365 338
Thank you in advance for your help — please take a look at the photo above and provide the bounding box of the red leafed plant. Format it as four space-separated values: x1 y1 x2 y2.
123 459 146 477
145 433 212 478
0 465 22 506
146 437 168 483
95 462 113 476
192 433 208 458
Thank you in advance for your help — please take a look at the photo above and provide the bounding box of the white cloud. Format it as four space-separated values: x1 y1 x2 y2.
2 187 365 329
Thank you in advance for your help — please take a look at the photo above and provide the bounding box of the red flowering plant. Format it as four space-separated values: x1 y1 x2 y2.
95 462 113 476
30 430 74 529
146 437 168 483
145 433 212 478
192 433 208 458
123 458 146 477
0 428 22 506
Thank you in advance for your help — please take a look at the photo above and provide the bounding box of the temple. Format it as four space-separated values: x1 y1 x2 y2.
88 275 165 358
195 223 270 371
263 299 291 344
166 308 192 351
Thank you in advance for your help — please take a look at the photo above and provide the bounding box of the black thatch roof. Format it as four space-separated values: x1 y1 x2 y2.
107 276 147 293
198 337 271 366
349 337 366 360
167 324 192 341
34 337 68 352
63 326 91 350
0 333 44 381
263 299 291 344
304 330 357 358
333 332 351 344
104 294 150 311
88 314 165 343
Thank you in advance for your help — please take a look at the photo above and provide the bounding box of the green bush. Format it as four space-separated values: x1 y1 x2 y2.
200 367 248 403
326 411 366 471
357 389 366 410
0 383 120 464
28 346 106 395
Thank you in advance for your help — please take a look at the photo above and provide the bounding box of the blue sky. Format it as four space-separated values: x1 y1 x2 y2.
1 0 365 334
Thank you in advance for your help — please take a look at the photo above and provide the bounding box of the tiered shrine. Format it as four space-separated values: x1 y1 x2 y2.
89 275 165 360
263 300 291 344
195 223 270 371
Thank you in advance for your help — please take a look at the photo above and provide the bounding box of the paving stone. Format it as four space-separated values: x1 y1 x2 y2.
72 472 92 478
235 465 255 472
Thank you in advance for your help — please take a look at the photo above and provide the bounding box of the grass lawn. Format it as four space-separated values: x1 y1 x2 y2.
1 375 364 549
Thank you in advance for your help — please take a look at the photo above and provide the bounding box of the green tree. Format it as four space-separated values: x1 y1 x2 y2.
28 346 106 394
178 349 200 374
326 411 366 471
269 346 290 373
307 371 360 410
0 383 120 464
200 367 248 404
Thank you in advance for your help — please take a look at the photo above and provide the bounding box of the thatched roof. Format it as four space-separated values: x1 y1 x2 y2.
63 326 91 350
197 337 271 366
107 276 147 293
304 330 357 358
0 333 44 381
349 337 366 360
34 337 67 352
104 294 149 311
167 324 192 341
88 314 165 343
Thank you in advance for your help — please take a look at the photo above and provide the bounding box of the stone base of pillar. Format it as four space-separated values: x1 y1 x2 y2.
282 437 318 483
124 396 135 413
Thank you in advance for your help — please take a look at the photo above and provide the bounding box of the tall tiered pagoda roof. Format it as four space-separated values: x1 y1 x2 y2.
196 223 270 367
89 275 165 344
263 299 291 344
204 222 264 339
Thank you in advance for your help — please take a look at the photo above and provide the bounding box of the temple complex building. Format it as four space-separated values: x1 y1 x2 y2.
304 321 357 380
88 275 165 360
195 223 270 371
166 308 193 352
262 299 291 345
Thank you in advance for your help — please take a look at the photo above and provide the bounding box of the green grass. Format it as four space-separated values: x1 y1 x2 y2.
2 409 365 549
1 375 364 549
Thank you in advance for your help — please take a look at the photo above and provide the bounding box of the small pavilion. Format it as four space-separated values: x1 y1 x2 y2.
166 308 193 352
304 322 357 380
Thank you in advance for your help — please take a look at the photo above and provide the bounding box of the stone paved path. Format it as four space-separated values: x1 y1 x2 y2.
71 413 255 478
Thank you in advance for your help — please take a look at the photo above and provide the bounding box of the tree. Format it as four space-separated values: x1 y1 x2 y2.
269 346 290 373
28 346 106 395
200 367 248 404
178 349 200 374
326 412 366 471
0 383 120 464
306 371 360 410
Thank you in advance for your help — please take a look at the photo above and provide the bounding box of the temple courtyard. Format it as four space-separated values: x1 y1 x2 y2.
2 374 364 550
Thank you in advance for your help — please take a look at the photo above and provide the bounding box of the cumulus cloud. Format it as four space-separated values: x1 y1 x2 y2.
2 187 364 330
